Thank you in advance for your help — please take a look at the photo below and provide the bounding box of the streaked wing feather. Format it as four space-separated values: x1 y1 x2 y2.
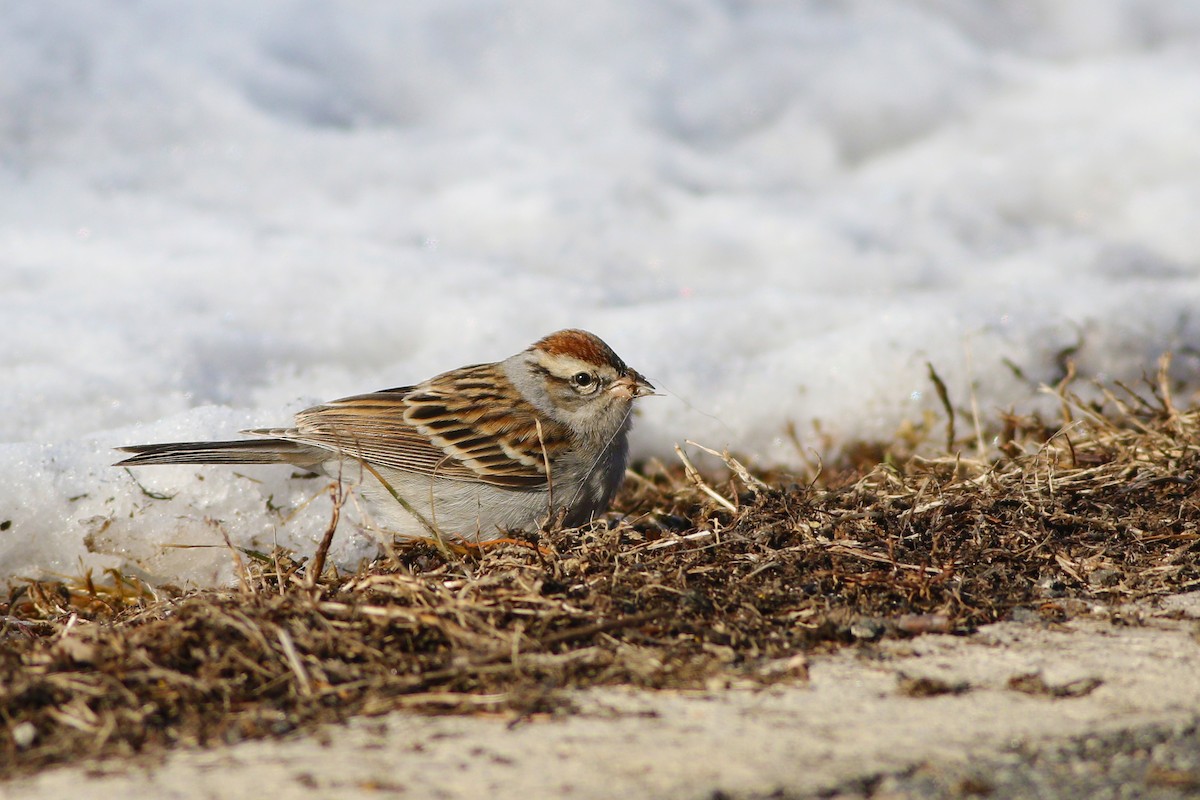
276 367 571 489
291 390 475 480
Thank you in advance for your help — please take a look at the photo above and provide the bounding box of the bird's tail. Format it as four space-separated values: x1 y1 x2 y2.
115 439 317 467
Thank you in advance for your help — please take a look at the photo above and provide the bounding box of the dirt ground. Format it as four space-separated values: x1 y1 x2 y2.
6 591 1200 799
5 369 1200 797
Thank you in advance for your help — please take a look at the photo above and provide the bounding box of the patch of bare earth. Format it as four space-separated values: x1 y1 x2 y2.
4 369 1200 779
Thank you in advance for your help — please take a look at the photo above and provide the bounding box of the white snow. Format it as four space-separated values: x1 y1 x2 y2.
3 1 1200 585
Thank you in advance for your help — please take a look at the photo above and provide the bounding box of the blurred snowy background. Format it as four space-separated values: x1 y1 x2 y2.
4 1 1200 584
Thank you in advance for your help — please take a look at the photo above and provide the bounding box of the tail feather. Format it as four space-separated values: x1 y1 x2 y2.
114 438 319 467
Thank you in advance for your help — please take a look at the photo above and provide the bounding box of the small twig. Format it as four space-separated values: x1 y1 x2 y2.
214 519 250 593
820 541 945 575
271 531 285 597
927 361 955 452
686 440 768 493
1157 352 1179 428
536 611 666 648
122 468 176 500
274 626 312 697
675 444 737 512
643 530 715 551
535 417 554 514
1053 358 1078 425
306 481 346 588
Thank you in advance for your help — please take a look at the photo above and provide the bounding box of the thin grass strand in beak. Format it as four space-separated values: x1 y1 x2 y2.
610 371 657 400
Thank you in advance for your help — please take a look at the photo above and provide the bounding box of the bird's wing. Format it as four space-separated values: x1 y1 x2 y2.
261 367 571 490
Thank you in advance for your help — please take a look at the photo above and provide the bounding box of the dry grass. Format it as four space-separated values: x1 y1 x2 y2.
4 367 1200 779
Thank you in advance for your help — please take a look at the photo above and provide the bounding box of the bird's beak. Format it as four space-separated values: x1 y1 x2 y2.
611 369 656 400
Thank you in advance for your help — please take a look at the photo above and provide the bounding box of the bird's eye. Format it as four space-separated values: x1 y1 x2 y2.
572 372 593 387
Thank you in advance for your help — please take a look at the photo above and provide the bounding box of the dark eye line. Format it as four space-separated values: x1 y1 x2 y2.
541 365 610 390
564 370 607 390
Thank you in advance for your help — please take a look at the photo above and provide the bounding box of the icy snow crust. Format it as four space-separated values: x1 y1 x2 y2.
4 2 1200 584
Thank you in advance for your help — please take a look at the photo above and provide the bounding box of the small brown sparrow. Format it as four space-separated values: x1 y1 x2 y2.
116 330 654 541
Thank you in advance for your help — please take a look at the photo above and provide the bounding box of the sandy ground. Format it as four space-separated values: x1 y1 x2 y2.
8 593 1200 800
